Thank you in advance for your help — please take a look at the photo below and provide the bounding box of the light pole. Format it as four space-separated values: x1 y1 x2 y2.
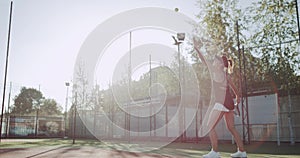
64 82 70 138
172 33 185 93
172 33 185 141
33 99 42 138
0 1 13 143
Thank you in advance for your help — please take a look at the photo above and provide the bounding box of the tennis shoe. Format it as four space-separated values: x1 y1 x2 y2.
203 149 220 158
230 150 247 158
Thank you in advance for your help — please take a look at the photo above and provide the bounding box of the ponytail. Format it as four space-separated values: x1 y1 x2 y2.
221 55 234 74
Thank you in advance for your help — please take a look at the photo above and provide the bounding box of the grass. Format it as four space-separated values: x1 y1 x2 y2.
0 138 300 157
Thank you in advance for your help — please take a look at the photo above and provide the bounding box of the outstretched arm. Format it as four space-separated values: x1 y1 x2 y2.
194 45 207 65
193 38 211 67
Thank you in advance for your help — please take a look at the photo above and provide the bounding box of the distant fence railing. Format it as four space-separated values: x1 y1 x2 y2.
1 95 298 143
1 115 64 138
68 94 300 144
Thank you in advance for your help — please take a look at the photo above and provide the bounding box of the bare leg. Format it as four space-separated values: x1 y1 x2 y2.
224 111 245 151
209 128 219 151
207 110 224 152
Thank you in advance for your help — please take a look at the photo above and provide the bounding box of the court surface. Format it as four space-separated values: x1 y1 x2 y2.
0 139 299 158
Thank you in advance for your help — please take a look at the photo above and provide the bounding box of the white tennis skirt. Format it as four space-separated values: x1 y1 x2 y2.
213 102 230 112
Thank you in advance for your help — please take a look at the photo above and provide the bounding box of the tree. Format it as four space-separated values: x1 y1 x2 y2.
193 0 245 99
73 61 89 110
130 64 180 99
246 0 299 91
11 87 43 115
39 99 62 116
11 87 62 116
194 0 244 55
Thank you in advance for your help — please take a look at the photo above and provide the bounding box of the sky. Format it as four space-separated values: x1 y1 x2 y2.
0 0 202 111
0 0 264 113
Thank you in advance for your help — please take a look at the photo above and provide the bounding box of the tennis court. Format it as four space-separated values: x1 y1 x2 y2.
0 139 299 158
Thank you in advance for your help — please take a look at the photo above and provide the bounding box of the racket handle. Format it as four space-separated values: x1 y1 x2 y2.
234 103 240 117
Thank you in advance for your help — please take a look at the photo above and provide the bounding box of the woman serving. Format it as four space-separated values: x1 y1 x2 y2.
194 39 247 158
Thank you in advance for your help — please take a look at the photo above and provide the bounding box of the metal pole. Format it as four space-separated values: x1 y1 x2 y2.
182 54 186 141
178 44 181 96
165 103 168 137
236 20 246 144
1 1 13 142
64 82 70 138
242 46 250 144
275 93 280 146
35 107 39 137
5 82 12 137
287 90 295 145
195 103 198 142
72 92 77 144
128 31 132 142
149 54 152 137
294 4 300 141
172 34 185 141
295 0 300 42
129 31 132 80
177 42 183 142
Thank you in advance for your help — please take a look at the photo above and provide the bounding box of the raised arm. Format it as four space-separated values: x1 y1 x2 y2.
193 38 211 67
194 45 207 65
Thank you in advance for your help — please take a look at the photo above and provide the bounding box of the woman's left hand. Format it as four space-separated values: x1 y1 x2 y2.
236 96 241 105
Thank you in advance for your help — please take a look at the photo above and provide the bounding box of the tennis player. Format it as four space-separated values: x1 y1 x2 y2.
194 42 247 158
